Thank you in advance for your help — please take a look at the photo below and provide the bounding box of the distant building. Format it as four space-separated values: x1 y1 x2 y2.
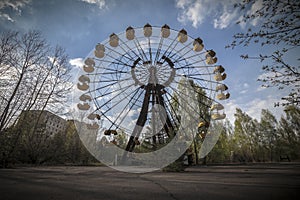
17 110 67 136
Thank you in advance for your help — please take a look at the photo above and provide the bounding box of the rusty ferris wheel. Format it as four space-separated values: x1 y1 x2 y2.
74 24 229 171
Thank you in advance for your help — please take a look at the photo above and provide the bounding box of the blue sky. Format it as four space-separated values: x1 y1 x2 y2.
0 0 289 123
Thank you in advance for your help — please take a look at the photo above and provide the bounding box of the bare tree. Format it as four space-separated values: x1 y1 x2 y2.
0 30 72 133
227 0 300 106
0 30 72 166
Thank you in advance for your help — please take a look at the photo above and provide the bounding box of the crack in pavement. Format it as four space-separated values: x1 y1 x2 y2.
138 175 179 200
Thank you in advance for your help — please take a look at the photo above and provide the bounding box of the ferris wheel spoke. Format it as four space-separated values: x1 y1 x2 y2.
92 63 130 73
171 44 196 63
158 94 181 131
157 37 179 63
117 38 140 60
157 74 169 79
90 77 132 83
175 59 207 70
148 37 153 62
175 65 216 70
108 87 144 130
168 84 211 110
100 52 133 69
173 51 206 63
170 80 220 107
173 79 217 93
134 38 148 61
88 79 128 93
105 45 136 63
94 58 133 68
164 88 209 123
119 38 141 59
92 71 129 76
175 74 221 85
166 41 193 62
93 84 134 106
154 36 164 64
95 83 131 107
94 83 135 100
184 72 215 76
96 85 141 113
99 110 132 133
164 91 202 131
173 55 205 66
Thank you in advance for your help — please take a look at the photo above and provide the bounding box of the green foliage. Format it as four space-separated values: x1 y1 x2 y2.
204 105 300 164
0 120 97 167
206 121 232 163
1 106 299 167
277 106 300 160
162 156 186 172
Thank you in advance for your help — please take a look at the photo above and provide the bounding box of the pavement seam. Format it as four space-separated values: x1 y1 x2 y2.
138 175 179 200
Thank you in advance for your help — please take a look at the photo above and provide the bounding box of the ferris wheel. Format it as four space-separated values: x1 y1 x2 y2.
75 24 229 169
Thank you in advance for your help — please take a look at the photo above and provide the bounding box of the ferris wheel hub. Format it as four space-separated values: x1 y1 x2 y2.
148 65 158 85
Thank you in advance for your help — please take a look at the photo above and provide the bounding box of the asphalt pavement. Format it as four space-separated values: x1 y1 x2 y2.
1 163 299 200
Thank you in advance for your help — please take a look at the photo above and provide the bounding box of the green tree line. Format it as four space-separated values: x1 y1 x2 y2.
204 105 300 164
0 105 299 168
0 120 97 168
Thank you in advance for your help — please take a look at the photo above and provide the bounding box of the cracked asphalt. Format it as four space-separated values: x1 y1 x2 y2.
1 163 299 200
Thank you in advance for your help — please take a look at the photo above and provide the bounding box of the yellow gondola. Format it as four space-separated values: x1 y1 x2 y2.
79 94 91 102
161 24 170 38
211 113 226 120
206 57 218 65
213 65 225 73
109 33 119 47
143 23 152 37
206 50 216 58
217 93 230 100
77 83 89 91
177 29 187 43
211 103 224 111
193 38 204 52
77 103 90 110
104 130 118 135
84 57 95 66
214 73 227 81
94 44 105 58
126 26 135 40
198 121 206 128
87 113 101 120
216 84 228 92
87 123 99 130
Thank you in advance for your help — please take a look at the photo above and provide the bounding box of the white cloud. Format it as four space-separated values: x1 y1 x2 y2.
0 13 14 22
236 0 263 29
0 0 31 11
176 0 214 28
176 0 192 9
239 82 249 94
240 90 248 94
223 94 285 125
256 86 266 92
248 0 263 26
223 99 238 124
243 83 249 88
244 96 284 122
0 0 31 22
69 58 84 68
176 0 240 29
213 4 239 29
80 0 106 9
176 0 264 29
